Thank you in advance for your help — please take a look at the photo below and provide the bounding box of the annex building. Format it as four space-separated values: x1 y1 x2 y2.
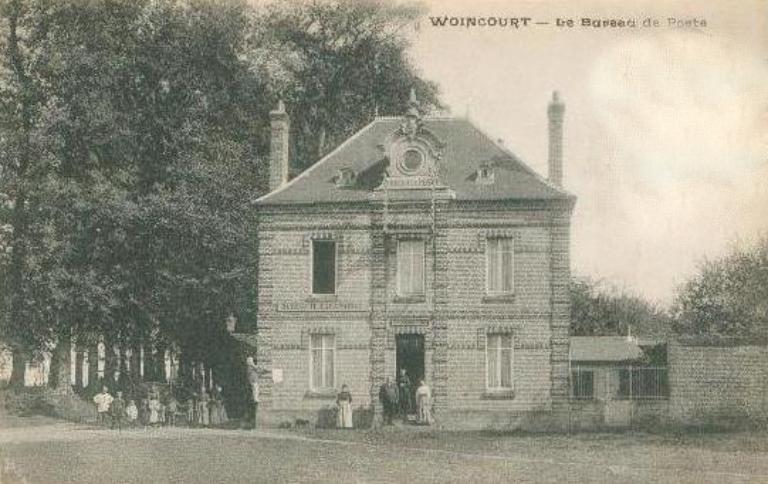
253 91 576 429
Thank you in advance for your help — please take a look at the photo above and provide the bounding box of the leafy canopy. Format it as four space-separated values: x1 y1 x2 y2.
673 236 768 338
0 0 441 366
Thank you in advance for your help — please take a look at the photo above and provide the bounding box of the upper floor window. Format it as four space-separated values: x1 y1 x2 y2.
312 240 336 295
486 238 514 295
397 239 425 296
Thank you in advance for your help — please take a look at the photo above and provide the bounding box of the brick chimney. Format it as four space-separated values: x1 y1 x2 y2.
269 100 290 192
547 91 565 187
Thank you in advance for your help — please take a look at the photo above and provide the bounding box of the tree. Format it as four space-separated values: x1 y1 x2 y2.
0 0 266 386
250 0 442 168
673 236 768 338
0 0 442 393
570 277 672 337
0 0 63 384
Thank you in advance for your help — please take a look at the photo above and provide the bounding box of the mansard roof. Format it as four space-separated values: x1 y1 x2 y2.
255 116 574 205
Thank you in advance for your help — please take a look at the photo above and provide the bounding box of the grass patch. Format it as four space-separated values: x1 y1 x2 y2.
2 387 96 423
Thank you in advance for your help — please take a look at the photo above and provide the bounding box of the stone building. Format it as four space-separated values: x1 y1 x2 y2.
253 91 576 429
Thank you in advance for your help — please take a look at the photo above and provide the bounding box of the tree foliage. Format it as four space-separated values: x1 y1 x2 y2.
250 0 442 167
673 237 768 338
0 0 440 382
570 277 673 337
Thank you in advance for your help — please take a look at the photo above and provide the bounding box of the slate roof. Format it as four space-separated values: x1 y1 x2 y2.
256 117 574 205
570 337 645 362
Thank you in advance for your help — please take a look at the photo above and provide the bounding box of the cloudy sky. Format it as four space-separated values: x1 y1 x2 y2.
409 0 768 303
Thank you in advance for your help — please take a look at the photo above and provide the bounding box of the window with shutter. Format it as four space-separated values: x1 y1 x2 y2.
397 239 425 296
486 238 514 295
310 334 335 390
486 333 514 390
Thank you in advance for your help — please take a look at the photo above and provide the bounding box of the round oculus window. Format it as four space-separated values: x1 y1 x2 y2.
401 149 424 173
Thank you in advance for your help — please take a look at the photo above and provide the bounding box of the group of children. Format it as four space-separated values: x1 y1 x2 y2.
92 384 229 430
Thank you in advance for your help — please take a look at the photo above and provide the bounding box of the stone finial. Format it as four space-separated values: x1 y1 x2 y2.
405 87 420 119
271 99 287 116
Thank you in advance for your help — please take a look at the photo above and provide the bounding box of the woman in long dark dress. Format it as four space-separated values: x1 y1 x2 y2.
210 385 228 426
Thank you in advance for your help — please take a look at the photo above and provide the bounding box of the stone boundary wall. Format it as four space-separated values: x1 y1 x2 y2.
668 341 768 424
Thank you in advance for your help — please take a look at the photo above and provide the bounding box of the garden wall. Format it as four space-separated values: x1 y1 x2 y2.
668 340 768 425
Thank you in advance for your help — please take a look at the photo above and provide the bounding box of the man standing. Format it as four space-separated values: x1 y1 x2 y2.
397 368 412 418
246 356 260 429
378 377 399 425
93 386 114 426
110 391 125 431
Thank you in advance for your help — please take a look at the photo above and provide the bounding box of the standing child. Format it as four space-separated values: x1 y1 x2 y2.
197 389 210 427
166 394 179 427
110 391 126 431
140 398 150 427
148 392 161 426
186 393 197 427
93 386 114 426
209 385 228 427
126 400 139 425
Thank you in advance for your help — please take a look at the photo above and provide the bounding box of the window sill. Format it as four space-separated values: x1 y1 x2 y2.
304 389 337 399
307 294 338 301
393 295 426 304
482 294 516 303
481 390 515 400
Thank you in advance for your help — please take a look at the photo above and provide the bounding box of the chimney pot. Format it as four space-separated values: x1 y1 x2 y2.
547 91 565 187
269 100 290 192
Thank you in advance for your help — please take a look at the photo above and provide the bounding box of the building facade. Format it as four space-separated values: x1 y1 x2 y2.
253 92 576 429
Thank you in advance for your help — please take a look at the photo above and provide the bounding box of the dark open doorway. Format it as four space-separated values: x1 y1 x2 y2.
396 334 425 385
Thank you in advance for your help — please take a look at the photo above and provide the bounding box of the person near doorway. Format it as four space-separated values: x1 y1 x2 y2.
93 386 113 426
336 384 354 429
246 356 260 429
378 377 399 425
415 380 433 425
397 368 412 417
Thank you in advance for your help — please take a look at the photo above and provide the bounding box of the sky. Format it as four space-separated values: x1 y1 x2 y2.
408 0 768 303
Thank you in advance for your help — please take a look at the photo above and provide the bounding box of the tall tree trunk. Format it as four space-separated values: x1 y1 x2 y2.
49 336 73 394
9 348 26 386
6 0 36 378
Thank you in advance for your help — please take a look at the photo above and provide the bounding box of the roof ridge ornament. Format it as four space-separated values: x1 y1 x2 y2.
400 87 423 140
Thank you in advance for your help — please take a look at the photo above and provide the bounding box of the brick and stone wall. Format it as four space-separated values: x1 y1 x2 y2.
668 341 768 423
256 199 573 429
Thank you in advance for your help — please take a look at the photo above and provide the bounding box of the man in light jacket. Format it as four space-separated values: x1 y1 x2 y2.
93 386 114 426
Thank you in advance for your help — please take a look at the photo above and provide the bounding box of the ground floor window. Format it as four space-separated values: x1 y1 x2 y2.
570 369 595 399
310 334 335 390
618 367 669 399
486 333 513 390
